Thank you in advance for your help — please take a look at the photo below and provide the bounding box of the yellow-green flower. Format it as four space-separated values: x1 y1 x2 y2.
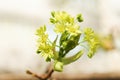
84 28 94 41
66 24 81 35
76 14 83 22
36 25 46 36
50 11 81 36
54 23 66 33
50 11 74 24
37 34 48 44
39 43 53 58
84 28 99 58
36 25 54 61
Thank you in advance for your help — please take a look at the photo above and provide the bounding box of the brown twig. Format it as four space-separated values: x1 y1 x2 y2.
44 68 54 80
26 67 54 80
26 70 43 79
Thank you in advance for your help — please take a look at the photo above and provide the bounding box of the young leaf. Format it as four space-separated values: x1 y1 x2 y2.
62 50 83 65
64 34 81 55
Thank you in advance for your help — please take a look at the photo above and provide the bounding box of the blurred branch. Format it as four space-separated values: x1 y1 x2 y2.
26 69 54 80
26 64 54 80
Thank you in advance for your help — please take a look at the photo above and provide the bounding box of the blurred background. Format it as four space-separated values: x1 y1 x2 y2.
0 0 120 79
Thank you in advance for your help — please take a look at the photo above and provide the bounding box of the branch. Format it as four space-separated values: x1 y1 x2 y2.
26 67 54 80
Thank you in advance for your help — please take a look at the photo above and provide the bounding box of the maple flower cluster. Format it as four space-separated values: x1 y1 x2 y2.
36 11 99 72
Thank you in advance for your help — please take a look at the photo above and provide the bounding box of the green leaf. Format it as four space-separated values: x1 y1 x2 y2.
62 50 83 65
64 34 81 55
52 35 59 59
60 31 70 46
59 31 70 57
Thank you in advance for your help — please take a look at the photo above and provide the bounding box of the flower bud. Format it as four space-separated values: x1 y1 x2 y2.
54 61 63 72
